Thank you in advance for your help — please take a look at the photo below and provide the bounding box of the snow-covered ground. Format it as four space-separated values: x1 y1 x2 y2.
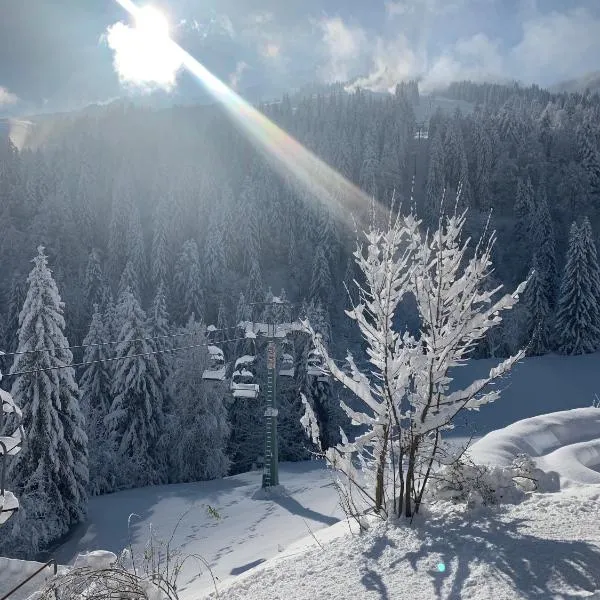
217 407 600 600
52 461 342 599
5 354 600 599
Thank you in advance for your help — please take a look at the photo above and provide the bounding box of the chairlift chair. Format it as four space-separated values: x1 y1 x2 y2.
231 355 260 399
0 390 23 525
307 348 329 382
202 345 226 381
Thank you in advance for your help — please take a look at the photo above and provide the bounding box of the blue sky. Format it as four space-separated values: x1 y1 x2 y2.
1 0 599 116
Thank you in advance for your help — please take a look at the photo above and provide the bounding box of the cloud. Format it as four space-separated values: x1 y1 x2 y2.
420 33 505 92
0 86 18 106
511 8 600 82
229 60 248 90
347 35 421 92
105 20 184 92
318 17 368 83
385 0 476 18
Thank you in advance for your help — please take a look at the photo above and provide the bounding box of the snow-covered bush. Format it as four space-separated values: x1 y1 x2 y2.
303 209 527 520
431 454 541 508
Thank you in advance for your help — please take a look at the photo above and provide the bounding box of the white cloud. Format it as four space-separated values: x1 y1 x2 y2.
385 0 475 18
347 35 421 92
229 61 248 90
105 20 184 91
318 17 368 83
0 87 18 106
420 33 505 92
511 8 600 82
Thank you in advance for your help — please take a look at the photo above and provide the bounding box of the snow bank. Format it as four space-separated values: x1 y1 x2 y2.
0 557 64 600
469 407 600 488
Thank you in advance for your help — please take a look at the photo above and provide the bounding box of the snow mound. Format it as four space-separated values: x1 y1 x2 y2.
215 489 600 600
469 408 600 488
0 557 64 600
73 550 117 570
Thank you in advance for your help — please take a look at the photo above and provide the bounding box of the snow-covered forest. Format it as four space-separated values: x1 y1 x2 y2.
1 78 600 562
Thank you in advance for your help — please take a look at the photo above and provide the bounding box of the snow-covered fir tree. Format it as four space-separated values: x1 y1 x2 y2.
79 305 116 495
555 220 600 354
165 317 230 482
105 288 165 488
173 239 204 324
1 247 88 557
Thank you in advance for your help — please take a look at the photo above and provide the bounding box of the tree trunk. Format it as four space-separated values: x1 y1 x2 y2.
375 425 389 513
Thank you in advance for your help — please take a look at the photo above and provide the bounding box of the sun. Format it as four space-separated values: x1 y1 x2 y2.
107 3 183 89
135 6 170 40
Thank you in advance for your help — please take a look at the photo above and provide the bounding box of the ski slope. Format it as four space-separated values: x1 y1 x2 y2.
52 461 342 599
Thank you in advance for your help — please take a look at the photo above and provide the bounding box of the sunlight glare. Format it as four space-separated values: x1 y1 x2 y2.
136 6 170 40
113 0 380 228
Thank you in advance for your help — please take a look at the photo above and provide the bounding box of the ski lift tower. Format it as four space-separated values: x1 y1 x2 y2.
239 298 301 489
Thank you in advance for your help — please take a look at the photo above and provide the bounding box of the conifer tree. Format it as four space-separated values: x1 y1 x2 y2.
533 185 557 308
245 259 264 305
309 243 332 304
106 289 165 487
555 217 600 355
526 254 553 355
79 305 116 495
149 282 172 381
165 318 230 482
513 177 535 284
173 239 204 324
83 248 110 313
2 247 88 556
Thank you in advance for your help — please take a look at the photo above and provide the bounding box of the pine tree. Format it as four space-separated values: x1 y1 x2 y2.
533 185 557 309
173 239 204 324
204 207 227 288
165 318 230 482
83 248 110 313
79 305 116 495
149 282 172 381
425 131 445 223
581 217 600 303
106 289 165 488
513 177 535 284
554 222 600 354
2 247 88 556
117 259 141 301
151 200 169 286
525 254 553 355
309 243 332 304
245 259 264 305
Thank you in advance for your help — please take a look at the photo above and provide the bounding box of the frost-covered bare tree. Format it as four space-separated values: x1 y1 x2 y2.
304 210 527 519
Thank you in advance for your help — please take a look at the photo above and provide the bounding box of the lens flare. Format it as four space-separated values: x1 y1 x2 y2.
114 0 382 229
135 6 170 40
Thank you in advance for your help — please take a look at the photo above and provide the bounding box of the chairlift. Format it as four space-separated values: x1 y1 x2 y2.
307 348 329 382
278 339 295 377
0 390 23 525
202 345 226 381
231 355 259 399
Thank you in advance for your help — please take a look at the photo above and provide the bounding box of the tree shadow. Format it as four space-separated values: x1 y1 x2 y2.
230 558 266 575
267 493 339 526
361 568 390 600
396 510 600 599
